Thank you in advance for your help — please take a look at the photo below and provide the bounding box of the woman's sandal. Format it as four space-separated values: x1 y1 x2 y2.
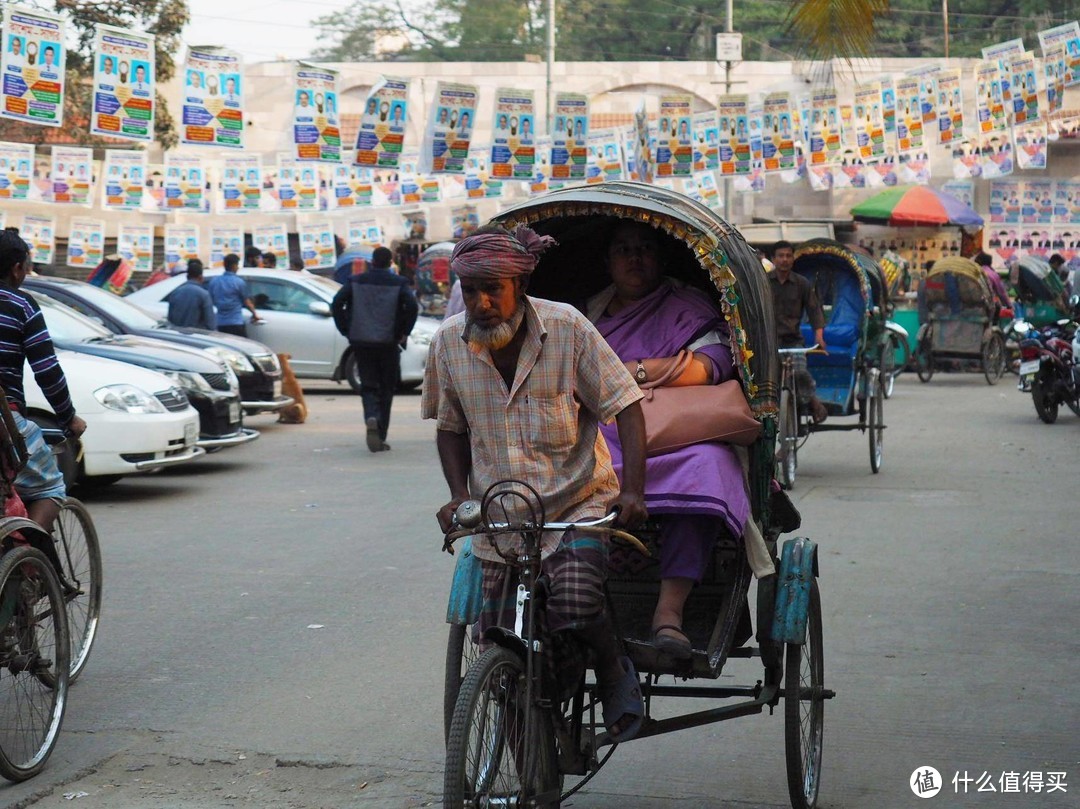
599 655 644 743
652 624 693 660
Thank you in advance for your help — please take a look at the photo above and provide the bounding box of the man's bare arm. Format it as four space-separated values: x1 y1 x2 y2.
435 429 472 532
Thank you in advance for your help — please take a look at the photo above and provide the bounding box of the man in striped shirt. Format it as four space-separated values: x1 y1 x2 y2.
0 230 86 532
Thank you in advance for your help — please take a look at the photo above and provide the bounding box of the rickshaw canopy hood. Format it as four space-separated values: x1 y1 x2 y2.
1011 256 1068 304
791 238 888 311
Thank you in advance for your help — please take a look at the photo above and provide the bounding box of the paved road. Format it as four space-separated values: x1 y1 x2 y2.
2 373 1077 808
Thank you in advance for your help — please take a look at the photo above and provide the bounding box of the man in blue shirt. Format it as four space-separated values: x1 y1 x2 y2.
207 253 261 337
166 259 215 330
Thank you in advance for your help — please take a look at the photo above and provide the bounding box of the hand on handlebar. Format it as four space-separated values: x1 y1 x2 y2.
437 496 470 535
605 491 648 528
65 416 87 439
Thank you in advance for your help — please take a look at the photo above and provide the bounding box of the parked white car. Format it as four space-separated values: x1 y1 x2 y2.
128 269 438 390
24 349 204 486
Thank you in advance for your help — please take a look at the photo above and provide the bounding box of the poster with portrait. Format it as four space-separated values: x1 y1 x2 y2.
1054 181 1080 225
451 205 480 240
880 78 897 147
355 76 409 169
1 6 65 127
941 179 975 210
421 173 442 203
421 81 478 175
251 223 288 261
896 76 924 153
551 92 589 181
117 222 153 272
91 23 154 141
950 140 982 180
164 224 200 274
898 152 931 185
489 87 535 181
989 180 1018 224
654 94 692 178
101 149 146 210
907 65 939 133
974 60 1006 133
978 131 1014 179
809 88 841 166
589 130 623 182
49 146 92 205
631 103 653 184
180 46 244 148
276 157 319 211
691 111 718 172
1038 22 1080 86
853 81 885 161
761 92 795 173
220 155 262 213
717 94 748 174
0 141 32 200
207 225 243 270
935 68 964 144
346 219 382 246
163 154 207 212
66 217 105 268
1008 53 1040 125
292 62 340 163
832 149 864 190
1014 124 1047 170
20 214 54 264
1021 180 1053 224
297 220 335 269
330 163 373 208
1044 44 1067 115
695 171 720 212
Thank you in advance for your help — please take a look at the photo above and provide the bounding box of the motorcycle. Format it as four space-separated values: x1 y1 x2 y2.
1016 318 1079 424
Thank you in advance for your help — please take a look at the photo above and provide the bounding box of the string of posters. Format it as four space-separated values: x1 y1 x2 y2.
1 4 1079 271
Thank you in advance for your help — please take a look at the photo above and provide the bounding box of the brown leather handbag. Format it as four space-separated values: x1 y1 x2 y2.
638 351 762 456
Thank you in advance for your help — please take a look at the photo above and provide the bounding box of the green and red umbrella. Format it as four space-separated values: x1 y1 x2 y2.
850 186 983 229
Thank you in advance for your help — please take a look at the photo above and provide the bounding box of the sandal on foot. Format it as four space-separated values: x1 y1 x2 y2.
652 624 692 660
598 655 643 743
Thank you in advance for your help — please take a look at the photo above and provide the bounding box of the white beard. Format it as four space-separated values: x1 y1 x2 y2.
466 305 525 351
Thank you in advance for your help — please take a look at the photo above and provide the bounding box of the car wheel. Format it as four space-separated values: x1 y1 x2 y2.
80 475 122 488
344 352 363 394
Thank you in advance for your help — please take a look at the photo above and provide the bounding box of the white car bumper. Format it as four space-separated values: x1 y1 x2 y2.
81 407 205 476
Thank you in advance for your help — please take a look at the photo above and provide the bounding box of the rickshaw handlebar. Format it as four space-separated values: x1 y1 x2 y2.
778 344 828 355
442 508 650 556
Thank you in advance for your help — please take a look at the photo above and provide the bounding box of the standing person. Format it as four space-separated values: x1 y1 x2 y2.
422 224 649 742
166 259 215 330
973 252 1012 308
0 230 87 533
1048 253 1071 296
262 251 278 269
243 245 263 268
207 253 261 337
769 240 829 423
331 246 418 452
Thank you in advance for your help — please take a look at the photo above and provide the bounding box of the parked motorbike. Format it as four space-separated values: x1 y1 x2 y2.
1016 318 1079 424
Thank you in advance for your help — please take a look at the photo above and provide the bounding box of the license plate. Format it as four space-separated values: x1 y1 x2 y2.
1018 360 1041 376
184 422 197 447
229 401 241 423
274 379 282 398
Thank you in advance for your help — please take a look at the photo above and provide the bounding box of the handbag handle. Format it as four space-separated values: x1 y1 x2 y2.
639 350 693 392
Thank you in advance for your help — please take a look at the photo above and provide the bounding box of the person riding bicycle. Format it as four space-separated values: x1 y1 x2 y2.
0 230 87 533
422 224 649 742
769 240 828 423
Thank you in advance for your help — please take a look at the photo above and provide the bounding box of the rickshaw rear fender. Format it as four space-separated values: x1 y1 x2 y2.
770 538 818 646
482 626 529 658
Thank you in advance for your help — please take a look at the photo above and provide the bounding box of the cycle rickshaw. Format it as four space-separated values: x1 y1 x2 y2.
913 256 1007 384
441 183 832 808
1010 255 1071 328
775 240 890 489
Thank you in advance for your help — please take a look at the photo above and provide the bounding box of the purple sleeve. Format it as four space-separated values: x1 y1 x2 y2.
694 342 735 384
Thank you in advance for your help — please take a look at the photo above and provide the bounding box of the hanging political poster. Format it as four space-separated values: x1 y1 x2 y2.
854 81 885 161
180 46 244 148
421 81 478 175
1 6 65 127
163 154 207 212
489 87 535 181
748 103 764 167
551 92 589 180
102 149 146 210
975 60 1006 133
978 131 1014 179
117 222 153 272
208 226 244 270
936 68 964 144
590 130 623 182
252 223 288 261
1007 53 1040 125
528 135 551 195
906 64 939 134
0 142 32 201
1054 181 1080 225
880 78 897 147
91 23 154 141
221 155 262 213
809 88 840 166
654 94 692 178
276 157 319 211
355 76 409 169
1022 180 1053 225
696 171 720 212
346 219 382 246
50 146 92 205
20 214 54 264
330 164 373 208
691 111 718 172
66 217 105 268
1038 22 1080 86
451 205 480 240
717 94 748 174
761 93 795 173
1044 44 1067 114
164 224 200 274
896 76 924 153
631 102 653 184
298 220 336 269
421 173 442 203
292 62 340 163
988 179 1016 225
898 152 931 185
833 151 866 190
1015 124 1048 170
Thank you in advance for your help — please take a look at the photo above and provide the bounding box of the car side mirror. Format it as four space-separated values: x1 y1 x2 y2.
309 301 332 317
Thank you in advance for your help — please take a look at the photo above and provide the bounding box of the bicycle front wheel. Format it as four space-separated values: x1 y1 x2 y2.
444 623 479 744
0 546 70 782
777 389 798 490
53 498 102 683
785 579 824 809
444 646 561 808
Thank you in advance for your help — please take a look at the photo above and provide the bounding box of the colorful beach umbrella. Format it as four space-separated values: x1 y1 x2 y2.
851 186 983 229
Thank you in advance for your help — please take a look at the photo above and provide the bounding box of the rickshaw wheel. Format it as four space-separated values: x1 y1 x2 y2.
52 498 102 684
915 345 933 382
982 334 1006 384
784 579 823 809
444 623 480 744
445 647 561 809
868 380 884 474
1031 378 1058 424
880 339 897 399
777 390 798 490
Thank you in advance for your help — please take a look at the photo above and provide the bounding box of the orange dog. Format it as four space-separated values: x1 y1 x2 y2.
276 353 308 424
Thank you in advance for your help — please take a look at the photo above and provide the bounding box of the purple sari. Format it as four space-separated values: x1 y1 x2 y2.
593 281 750 540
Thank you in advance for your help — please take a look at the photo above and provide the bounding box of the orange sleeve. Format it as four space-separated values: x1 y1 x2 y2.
668 353 711 387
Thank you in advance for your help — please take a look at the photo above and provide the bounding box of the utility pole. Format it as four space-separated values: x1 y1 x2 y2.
546 0 555 132
942 0 950 58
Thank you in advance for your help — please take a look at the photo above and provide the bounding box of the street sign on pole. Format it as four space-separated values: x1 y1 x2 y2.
715 32 742 63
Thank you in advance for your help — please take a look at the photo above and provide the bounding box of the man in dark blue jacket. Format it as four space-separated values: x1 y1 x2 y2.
332 246 418 452
166 259 215 330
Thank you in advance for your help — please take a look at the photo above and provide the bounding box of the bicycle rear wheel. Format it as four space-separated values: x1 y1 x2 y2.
868 380 884 474
444 646 560 808
53 498 101 683
777 389 798 490
784 579 824 809
0 546 70 782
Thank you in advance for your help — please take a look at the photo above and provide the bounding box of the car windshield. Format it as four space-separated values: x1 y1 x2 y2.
35 294 114 341
68 283 163 329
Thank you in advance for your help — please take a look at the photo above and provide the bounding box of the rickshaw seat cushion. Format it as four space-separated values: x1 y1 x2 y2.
801 323 860 356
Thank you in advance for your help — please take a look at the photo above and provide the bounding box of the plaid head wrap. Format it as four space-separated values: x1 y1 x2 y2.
451 225 557 280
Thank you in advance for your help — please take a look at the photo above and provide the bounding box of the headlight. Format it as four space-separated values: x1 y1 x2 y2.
164 370 213 393
94 384 167 414
224 365 240 392
251 353 281 373
204 346 254 373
